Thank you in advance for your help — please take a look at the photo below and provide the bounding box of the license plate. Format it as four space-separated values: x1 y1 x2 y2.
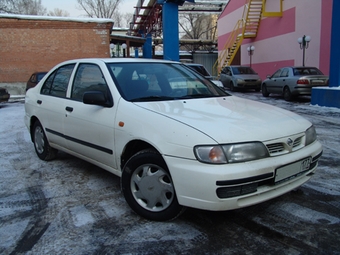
311 80 325 84
275 157 312 183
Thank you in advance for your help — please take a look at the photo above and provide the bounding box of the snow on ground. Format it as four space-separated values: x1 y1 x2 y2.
0 93 340 254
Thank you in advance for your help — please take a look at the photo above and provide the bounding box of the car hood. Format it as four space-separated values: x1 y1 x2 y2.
234 74 261 80
136 96 310 143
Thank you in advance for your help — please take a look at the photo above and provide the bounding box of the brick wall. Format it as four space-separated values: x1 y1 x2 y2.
0 16 113 87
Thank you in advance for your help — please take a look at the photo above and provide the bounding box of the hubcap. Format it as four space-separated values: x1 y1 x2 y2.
34 126 45 154
130 164 174 212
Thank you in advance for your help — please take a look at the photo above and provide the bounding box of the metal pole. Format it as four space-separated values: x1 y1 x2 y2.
302 35 306 66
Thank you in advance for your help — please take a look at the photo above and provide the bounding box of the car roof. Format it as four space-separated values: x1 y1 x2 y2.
279 66 318 69
185 63 203 66
58 58 180 65
229 65 252 67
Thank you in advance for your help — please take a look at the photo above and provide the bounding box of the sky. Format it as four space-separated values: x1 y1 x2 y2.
42 0 137 17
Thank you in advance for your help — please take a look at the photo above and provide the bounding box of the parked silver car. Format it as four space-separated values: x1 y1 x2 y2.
261 66 329 101
220 66 262 91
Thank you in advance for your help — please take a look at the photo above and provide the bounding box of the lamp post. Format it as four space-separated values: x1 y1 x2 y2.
110 43 115 58
247 45 255 68
298 35 311 66
122 43 127 58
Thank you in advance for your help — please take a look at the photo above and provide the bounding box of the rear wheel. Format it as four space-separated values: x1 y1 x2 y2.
32 121 57 161
283 86 293 101
262 84 270 97
121 149 184 221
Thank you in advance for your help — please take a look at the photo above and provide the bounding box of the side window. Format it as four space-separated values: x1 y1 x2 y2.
40 64 75 97
272 69 282 78
71 63 109 101
280 68 289 77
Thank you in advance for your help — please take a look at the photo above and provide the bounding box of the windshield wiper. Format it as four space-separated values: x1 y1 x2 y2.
130 96 175 102
179 94 216 99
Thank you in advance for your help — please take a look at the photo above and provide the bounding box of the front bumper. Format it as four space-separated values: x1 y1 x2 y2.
165 140 323 211
236 81 261 89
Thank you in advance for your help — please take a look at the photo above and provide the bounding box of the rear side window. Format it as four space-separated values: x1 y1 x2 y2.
280 68 289 77
41 64 75 97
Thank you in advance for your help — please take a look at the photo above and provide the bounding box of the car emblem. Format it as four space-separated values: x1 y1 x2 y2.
287 138 293 147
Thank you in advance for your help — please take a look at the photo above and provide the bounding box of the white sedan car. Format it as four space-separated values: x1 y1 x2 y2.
25 58 323 221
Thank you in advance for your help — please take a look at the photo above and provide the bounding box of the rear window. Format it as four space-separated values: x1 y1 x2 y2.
293 68 323 76
187 65 210 76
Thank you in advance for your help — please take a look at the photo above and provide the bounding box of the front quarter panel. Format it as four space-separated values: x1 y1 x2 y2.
114 99 215 163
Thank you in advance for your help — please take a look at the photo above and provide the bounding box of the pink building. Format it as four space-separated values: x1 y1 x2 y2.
217 0 332 80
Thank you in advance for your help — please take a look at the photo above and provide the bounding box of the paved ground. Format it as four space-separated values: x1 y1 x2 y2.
1 91 340 255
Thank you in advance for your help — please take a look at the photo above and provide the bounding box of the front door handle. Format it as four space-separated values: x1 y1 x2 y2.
37 100 42 105
66 106 73 112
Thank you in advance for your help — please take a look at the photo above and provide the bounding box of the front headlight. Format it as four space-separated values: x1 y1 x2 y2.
194 146 227 164
305 125 317 146
194 142 269 164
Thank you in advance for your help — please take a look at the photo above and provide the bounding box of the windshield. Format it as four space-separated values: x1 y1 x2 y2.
107 62 229 102
232 67 256 75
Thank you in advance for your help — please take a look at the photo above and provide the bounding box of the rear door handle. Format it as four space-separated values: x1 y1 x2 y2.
66 106 73 112
37 100 42 104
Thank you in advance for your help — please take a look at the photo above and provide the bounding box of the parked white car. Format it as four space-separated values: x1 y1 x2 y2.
25 58 323 221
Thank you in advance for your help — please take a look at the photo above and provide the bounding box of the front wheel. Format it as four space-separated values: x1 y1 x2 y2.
262 84 270 97
121 149 184 221
32 120 57 161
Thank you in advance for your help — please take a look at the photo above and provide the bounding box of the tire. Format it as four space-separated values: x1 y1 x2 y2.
262 84 270 97
32 120 57 161
283 86 293 101
229 81 235 91
121 149 184 221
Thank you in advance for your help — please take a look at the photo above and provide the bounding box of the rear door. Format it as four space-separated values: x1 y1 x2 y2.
267 68 284 93
38 64 76 148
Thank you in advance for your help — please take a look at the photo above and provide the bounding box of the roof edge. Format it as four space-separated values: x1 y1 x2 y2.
0 14 114 24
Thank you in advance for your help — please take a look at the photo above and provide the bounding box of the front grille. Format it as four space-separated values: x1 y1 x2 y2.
266 143 285 154
265 135 304 156
293 136 302 148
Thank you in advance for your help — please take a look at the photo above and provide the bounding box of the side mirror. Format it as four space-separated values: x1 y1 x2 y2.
267 75 271 79
83 91 113 107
